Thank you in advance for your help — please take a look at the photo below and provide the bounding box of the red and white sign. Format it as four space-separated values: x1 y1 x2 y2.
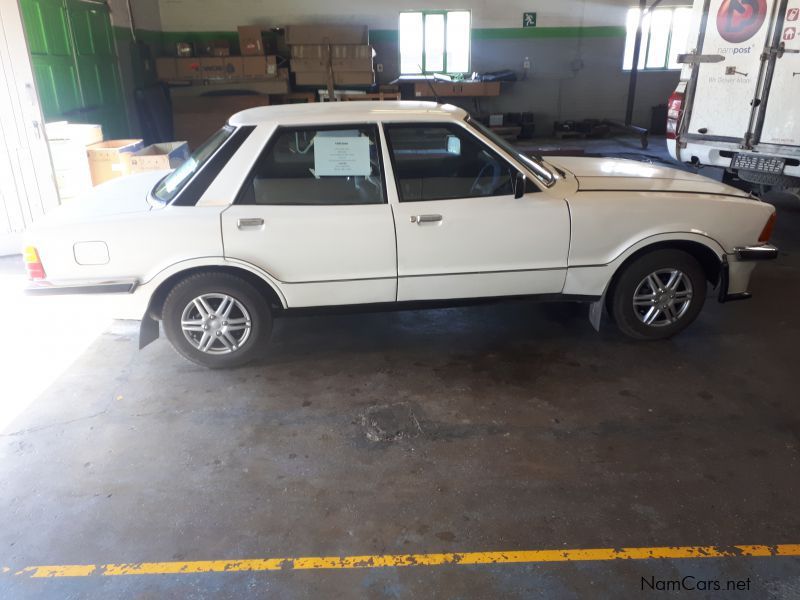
787 7 799 21
785 26 797 40
717 0 769 43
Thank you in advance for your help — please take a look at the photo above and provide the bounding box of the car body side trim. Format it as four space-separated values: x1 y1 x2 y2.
25 281 137 296
576 189 752 200
279 293 602 317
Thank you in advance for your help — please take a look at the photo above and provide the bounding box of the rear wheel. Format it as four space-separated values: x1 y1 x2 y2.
162 272 272 368
610 249 707 340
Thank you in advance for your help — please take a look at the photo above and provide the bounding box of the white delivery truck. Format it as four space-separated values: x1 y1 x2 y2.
668 0 800 192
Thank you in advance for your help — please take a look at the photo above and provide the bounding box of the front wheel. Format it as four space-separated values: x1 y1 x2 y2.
162 272 272 368
610 249 707 340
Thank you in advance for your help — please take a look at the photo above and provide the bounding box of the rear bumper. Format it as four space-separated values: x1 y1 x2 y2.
677 140 800 178
718 245 778 303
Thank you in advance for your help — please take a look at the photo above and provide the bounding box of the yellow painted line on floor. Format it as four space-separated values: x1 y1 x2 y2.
8 544 800 578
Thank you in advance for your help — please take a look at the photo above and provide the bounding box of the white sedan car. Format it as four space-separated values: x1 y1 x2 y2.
24 102 777 368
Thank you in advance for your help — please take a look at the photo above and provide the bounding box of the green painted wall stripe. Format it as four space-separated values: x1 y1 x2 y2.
373 26 626 42
472 26 627 39
136 26 627 54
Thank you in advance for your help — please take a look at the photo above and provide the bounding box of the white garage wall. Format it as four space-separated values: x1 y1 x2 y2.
156 0 630 31
150 0 688 130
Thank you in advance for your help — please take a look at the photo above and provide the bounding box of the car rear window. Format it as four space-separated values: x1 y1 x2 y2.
152 126 235 204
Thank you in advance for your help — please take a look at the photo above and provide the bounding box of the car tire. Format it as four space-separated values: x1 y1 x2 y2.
162 272 272 368
610 249 707 341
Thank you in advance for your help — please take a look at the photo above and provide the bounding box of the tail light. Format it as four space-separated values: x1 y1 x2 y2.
666 90 685 140
759 212 776 242
23 246 46 280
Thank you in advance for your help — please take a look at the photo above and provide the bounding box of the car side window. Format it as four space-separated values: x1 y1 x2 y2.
238 125 385 206
384 123 523 202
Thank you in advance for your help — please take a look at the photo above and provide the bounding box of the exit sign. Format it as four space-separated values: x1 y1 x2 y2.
523 12 537 27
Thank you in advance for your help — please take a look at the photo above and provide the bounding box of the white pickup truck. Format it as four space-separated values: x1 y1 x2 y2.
668 0 800 192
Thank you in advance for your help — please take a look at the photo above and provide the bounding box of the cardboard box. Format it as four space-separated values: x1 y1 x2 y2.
172 95 269 150
290 58 327 72
199 57 226 79
242 56 277 78
278 67 289 80
176 57 202 79
46 122 104 199
285 24 368 45
413 81 501 98
291 57 373 72
291 45 326 59
46 121 103 146
86 139 143 186
238 25 264 56
128 142 190 173
223 57 244 78
334 71 375 86
155 57 177 80
294 70 374 86
332 45 373 59
199 40 230 57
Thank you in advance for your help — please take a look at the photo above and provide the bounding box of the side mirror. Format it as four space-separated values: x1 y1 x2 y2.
514 171 526 199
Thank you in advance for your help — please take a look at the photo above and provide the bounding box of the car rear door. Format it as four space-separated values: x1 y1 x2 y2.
383 122 570 303
220 124 397 308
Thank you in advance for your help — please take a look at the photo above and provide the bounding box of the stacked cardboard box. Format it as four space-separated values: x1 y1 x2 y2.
128 142 190 174
86 139 144 186
286 25 374 87
46 122 104 201
156 55 280 81
172 94 270 150
156 27 280 83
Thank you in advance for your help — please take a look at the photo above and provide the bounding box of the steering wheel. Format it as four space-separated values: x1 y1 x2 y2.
469 156 501 196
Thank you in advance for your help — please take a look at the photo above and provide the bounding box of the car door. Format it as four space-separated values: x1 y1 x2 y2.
221 124 397 307
383 122 570 302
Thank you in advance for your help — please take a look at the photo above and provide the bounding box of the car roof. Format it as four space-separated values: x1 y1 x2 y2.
228 101 468 126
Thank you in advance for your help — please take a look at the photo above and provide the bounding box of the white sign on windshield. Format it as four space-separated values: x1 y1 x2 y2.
314 137 371 177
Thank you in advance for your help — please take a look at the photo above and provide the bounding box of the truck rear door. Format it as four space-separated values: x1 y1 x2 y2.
758 0 800 147
687 0 781 142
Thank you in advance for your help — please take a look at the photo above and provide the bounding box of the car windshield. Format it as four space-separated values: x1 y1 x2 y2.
466 117 556 186
152 126 235 204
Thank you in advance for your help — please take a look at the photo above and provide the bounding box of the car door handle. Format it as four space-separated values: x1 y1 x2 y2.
410 214 443 224
237 218 264 229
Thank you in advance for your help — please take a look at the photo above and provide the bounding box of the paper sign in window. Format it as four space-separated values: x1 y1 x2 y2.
314 137 371 177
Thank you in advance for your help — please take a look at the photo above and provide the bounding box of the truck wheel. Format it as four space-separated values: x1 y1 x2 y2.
162 272 272 368
610 249 706 340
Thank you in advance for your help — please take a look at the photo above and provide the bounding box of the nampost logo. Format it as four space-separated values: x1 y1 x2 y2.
717 0 768 43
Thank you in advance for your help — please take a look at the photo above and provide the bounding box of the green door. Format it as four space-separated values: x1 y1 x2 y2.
21 0 127 139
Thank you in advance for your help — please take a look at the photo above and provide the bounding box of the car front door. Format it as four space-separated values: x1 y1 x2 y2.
383 122 570 302
221 124 397 307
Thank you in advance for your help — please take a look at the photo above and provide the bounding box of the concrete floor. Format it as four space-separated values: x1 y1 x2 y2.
1 137 800 598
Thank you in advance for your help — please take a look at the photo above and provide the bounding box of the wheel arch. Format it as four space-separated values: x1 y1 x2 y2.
604 238 724 312
145 265 285 321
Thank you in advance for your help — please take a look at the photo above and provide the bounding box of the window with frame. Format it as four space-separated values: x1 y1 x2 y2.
384 123 518 202
623 6 693 71
238 125 385 206
399 10 471 75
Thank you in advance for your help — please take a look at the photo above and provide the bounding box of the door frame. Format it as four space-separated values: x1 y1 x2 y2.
0 0 59 255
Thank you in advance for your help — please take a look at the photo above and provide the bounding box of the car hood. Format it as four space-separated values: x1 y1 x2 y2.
35 171 168 228
546 156 750 197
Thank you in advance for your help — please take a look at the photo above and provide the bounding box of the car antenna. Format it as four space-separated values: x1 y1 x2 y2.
420 65 442 104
